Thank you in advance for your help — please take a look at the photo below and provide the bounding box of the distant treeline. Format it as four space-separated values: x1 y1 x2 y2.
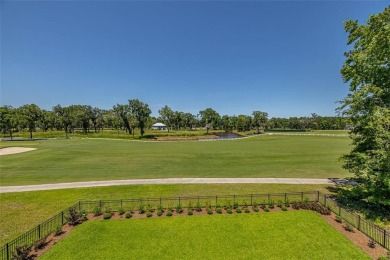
0 101 350 139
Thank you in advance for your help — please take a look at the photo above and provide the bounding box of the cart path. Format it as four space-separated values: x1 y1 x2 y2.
0 178 354 193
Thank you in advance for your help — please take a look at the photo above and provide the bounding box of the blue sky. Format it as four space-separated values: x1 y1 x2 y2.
1 1 388 118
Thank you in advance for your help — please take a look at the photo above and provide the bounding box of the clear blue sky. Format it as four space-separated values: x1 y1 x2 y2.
1 1 388 118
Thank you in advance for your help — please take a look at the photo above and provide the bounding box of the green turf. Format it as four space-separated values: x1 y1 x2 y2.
0 135 351 186
0 183 332 245
40 211 369 260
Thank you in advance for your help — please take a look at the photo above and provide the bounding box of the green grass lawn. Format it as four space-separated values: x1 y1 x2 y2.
0 183 332 245
0 135 351 186
40 211 369 260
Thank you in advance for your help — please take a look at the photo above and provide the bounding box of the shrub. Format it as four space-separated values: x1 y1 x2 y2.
253 206 259 212
344 223 354 232
224 201 232 209
195 201 202 212
34 234 49 250
157 204 164 212
66 207 81 226
125 212 132 219
54 225 63 236
175 203 183 214
244 207 250 213
233 201 239 209
377 257 388 260
264 206 270 212
187 201 193 210
104 207 111 214
215 202 221 209
207 208 213 215
227 208 233 214
166 210 173 217
281 205 288 211
277 200 283 207
118 207 125 215
216 207 223 214
11 245 33 260
303 197 310 203
80 215 88 222
368 239 376 248
146 211 153 218
253 201 259 208
157 210 163 216
243 201 248 208
138 204 145 214
146 204 154 212
103 212 112 219
188 209 193 216
285 198 290 207
335 216 343 223
291 202 331 215
236 208 242 213
269 201 275 209
93 207 102 216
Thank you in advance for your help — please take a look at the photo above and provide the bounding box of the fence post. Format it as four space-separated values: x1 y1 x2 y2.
6 243 9 260
61 211 64 225
338 206 341 216
233 195 236 203
179 197 181 205
285 193 287 203
358 215 361 231
383 229 386 248
267 194 270 204
324 195 327 207
250 194 253 206
121 199 123 208
301 192 304 201
99 200 102 208
38 224 41 239
78 201 81 211
215 196 218 206
317 191 320 202
159 198 162 207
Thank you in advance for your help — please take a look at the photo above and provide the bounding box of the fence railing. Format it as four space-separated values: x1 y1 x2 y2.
0 191 388 259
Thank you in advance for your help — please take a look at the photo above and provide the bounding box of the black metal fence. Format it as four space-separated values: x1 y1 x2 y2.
0 191 388 260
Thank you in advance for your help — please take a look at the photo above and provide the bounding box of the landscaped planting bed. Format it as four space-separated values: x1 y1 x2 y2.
39 211 370 259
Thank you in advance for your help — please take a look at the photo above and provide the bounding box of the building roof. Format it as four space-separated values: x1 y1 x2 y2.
152 123 166 127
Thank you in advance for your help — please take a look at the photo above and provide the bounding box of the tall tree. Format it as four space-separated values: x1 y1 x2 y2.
158 105 174 132
128 99 151 137
339 7 390 206
199 108 220 134
0 106 18 140
113 104 132 134
53 105 76 139
252 111 268 134
18 104 42 139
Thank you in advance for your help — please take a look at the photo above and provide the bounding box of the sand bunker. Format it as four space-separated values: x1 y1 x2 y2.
0 147 37 156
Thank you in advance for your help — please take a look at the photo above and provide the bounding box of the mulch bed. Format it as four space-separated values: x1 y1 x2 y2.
28 205 388 259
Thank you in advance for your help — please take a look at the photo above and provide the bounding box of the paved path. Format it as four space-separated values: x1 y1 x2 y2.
0 178 353 193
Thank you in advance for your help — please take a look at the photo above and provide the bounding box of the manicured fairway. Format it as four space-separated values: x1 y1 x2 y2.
0 135 351 186
40 211 369 259
0 184 331 245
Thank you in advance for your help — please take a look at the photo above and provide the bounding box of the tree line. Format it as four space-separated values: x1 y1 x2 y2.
0 101 349 139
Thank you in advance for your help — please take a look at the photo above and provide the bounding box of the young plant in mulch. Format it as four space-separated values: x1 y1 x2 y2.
253 206 259 212
277 200 284 208
34 234 50 251
157 204 164 213
216 207 223 214
138 204 145 214
207 208 213 215
235 208 242 213
264 206 270 212
54 225 64 236
146 204 154 213
166 210 173 217
188 209 193 216
368 239 377 248
11 245 34 260
233 201 239 209
93 207 102 217
285 198 291 207
243 201 248 208
118 207 125 215
103 212 112 220
175 203 183 214
146 211 153 218
244 207 250 213
335 216 343 223
344 223 354 232
291 202 331 215
226 208 233 214
215 202 222 209
195 201 202 212
157 210 163 216
66 207 81 226
281 205 288 211
269 201 275 209
187 201 193 210
224 201 232 210
125 212 132 218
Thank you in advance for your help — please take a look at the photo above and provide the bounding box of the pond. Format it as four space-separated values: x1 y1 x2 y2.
213 132 244 140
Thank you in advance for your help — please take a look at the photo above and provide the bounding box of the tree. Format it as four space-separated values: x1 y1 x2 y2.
0 106 18 140
113 104 132 134
158 105 174 132
53 105 76 139
128 99 151 137
339 7 390 207
18 104 42 139
199 108 220 134
252 111 268 134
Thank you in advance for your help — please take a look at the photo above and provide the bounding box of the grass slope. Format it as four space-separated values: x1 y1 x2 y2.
0 184 332 245
0 135 351 186
40 211 369 260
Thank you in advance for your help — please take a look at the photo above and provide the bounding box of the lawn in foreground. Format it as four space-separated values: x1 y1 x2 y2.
41 211 369 260
0 135 351 186
0 184 332 245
